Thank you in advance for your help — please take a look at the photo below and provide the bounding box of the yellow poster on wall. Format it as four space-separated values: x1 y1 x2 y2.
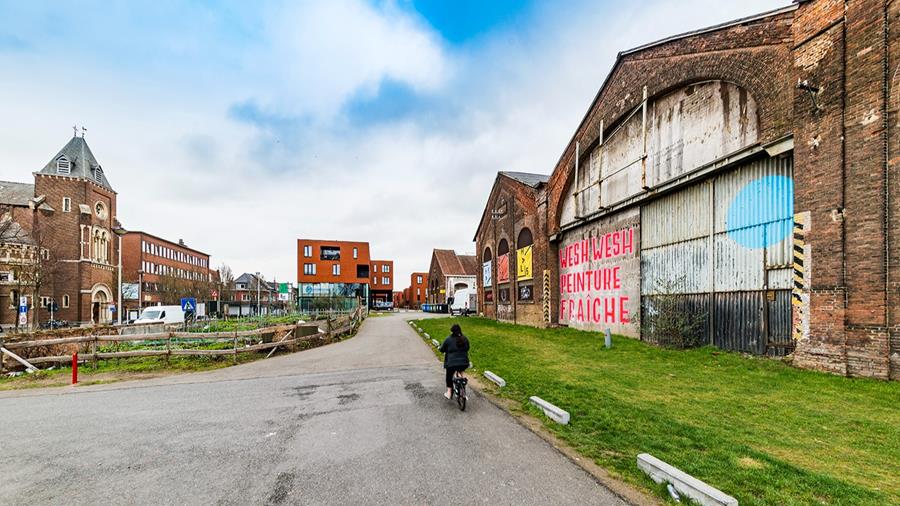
516 245 533 281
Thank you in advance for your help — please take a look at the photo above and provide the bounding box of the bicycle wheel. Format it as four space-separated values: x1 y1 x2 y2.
457 384 466 411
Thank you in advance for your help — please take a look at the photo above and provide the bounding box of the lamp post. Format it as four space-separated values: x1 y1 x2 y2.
112 226 126 325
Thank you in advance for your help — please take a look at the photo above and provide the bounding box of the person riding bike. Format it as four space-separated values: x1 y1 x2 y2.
439 323 470 399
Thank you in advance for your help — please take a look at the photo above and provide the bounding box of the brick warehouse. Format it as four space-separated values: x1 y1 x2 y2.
426 249 477 305
471 0 898 379
474 172 551 326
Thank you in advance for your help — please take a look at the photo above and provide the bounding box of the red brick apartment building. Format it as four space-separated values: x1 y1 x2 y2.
409 272 427 309
369 259 394 307
296 239 373 310
471 0 900 380
121 231 212 318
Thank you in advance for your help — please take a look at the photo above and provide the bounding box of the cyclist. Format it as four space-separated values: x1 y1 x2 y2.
439 323 470 399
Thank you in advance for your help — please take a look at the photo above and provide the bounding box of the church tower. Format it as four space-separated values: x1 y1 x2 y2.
33 133 119 324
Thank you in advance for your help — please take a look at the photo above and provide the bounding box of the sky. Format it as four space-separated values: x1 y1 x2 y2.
0 0 787 287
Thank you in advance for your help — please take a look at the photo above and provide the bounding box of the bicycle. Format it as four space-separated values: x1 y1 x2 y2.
451 371 468 411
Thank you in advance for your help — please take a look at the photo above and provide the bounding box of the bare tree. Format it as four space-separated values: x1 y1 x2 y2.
0 206 37 330
217 264 235 308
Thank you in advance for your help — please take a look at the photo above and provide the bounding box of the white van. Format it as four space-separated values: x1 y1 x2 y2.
135 305 185 325
449 288 477 316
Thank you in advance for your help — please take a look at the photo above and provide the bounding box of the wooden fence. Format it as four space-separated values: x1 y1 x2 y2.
0 307 364 374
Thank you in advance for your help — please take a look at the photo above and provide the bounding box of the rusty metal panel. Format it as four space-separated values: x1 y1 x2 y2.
766 290 793 356
713 291 765 354
714 234 764 291
713 156 793 242
647 81 759 188
641 238 710 295
711 290 792 355
766 268 792 290
641 181 710 249
600 159 643 207
601 112 643 180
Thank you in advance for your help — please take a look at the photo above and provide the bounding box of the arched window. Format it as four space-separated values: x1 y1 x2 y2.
517 228 533 248
483 247 492 262
515 227 534 294
497 239 509 256
56 156 70 175
101 231 109 262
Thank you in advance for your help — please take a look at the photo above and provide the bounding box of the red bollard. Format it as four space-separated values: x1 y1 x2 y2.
72 352 78 385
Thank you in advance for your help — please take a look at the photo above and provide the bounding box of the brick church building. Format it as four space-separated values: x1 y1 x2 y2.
0 133 120 327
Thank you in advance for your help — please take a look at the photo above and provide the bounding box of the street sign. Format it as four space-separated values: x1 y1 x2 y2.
181 297 197 312
19 296 27 307
18 312 26 325
109 304 116 313
18 305 27 314
211 289 218 299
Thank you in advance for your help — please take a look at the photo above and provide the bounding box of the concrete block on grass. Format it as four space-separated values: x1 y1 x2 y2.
424 332 430 338
529 396 570 425
637 453 738 506
483 371 506 387
431 339 440 347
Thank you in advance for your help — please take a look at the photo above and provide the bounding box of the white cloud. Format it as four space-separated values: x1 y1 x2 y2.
249 0 452 119
0 0 788 288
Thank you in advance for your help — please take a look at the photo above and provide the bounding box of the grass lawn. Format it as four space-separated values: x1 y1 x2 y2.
416 317 899 506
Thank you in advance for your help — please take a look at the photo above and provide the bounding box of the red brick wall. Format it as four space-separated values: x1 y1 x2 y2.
792 0 897 379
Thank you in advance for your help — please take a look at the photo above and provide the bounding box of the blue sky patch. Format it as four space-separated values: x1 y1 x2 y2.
404 0 533 44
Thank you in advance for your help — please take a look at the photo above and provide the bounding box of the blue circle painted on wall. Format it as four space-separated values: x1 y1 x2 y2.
726 175 794 249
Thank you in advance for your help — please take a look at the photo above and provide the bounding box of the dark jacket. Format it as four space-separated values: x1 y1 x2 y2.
439 334 470 369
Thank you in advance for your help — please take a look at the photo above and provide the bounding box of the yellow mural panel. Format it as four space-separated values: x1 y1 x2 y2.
517 246 533 281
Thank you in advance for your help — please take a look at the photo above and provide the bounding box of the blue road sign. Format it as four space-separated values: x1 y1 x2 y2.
181 297 197 312
19 305 27 314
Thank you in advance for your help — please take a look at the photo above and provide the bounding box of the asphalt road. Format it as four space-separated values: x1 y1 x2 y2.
0 312 627 506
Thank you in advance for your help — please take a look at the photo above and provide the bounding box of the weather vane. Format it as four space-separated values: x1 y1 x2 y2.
81 126 87 138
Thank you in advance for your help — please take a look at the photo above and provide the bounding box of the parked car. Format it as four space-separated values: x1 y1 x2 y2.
373 301 393 311
135 305 185 325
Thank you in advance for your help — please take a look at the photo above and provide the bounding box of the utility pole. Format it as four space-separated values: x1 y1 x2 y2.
256 271 261 318
113 227 125 325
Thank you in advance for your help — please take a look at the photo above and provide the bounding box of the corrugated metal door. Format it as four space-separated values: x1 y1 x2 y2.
641 154 793 355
